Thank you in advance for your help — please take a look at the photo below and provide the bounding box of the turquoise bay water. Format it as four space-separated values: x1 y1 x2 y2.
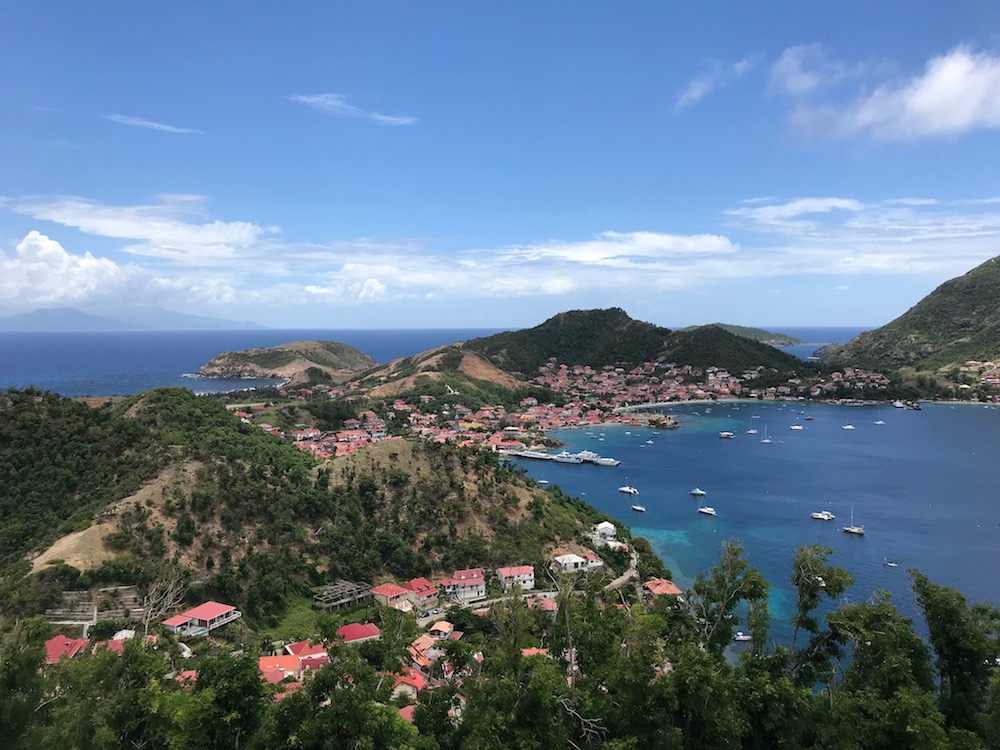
513 401 1000 645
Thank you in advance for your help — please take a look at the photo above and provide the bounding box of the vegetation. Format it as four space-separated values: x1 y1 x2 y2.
825 255 1000 371
679 322 804 345
465 309 807 376
198 339 376 380
2 546 998 749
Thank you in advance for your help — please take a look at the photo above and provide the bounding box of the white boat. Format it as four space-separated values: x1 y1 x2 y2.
810 510 836 521
697 506 717 516
553 451 584 463
746 426 758 435
719 431 735 439
760 427 773 444
537 479 549 486
645 439 654 444
618 482 639 495
733 631 752 642
631 504 646 512
883 558 898 567
842 421 856 431
576 450 601 462
595 457 621 467
874 419 885 425
689 487 706 496
789 424 804 431
843 506 864 536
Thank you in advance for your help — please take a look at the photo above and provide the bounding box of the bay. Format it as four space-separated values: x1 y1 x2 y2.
513 401 1000 645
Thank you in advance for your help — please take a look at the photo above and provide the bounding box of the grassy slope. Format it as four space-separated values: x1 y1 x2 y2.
829 256 1000 370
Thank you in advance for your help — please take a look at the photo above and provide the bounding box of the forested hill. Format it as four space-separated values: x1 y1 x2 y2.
465 309 805 375
661 324 806 372
680 322 803 345
0 387 628 622
824 255 1000 370
464 308 672 373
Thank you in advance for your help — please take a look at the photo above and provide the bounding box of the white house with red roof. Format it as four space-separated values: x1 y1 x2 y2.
162 601 242 636
496 565 535 592
400 577 439 610
371 583 413 611
336 622 382 644
440 568 486 603
553 553 604 575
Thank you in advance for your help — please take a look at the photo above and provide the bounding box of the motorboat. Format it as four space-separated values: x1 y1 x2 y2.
595 456 621 467
789 424 804 431
631 504 646 512
689 487 706 496
697 506 717 516
719 431 735 439
553 451 584 463
810 510 836 521
618 483 639 495
884 558 898 567
733 631 752 642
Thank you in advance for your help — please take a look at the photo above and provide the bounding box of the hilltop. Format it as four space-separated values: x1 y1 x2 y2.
465 308 805 375
679 322 803 346
824 256 1000 371
198 340 376 385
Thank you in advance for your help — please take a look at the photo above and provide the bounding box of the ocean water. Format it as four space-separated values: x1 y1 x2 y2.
0 329 504 397
512 401 1000 646
772 326 870 360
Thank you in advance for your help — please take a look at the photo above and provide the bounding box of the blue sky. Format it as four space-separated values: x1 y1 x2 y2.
3 2 1000 330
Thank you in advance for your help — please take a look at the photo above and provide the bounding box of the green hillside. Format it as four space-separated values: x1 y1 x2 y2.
680 322 803 345
465 309 805 375
0 387 629 622
661 324 808 373
826 256 1000 370
464 308 671 373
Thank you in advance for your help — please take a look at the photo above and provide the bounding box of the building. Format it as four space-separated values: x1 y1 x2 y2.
440 568 487 603
162 601 242 636
336 622 382 644
44 634 89 665
370 583 414 611
594 521 617 539
496 565 535 592
553 553 604 575
642 578 683 598
400 577 439 611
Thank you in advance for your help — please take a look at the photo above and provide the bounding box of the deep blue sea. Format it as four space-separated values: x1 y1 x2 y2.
772 325 870 360
512 401 1000 646
0 329 505 397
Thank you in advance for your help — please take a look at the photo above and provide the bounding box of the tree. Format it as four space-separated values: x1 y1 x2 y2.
140 569 187 637
687 541 769 657
0 618 49 750
911 569 1000 736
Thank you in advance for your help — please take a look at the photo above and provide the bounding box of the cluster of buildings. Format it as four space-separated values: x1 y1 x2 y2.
231 406 392 459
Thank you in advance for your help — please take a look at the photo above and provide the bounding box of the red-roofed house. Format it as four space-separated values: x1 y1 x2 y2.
259 655 301 681
400 577 439 610
496 565 535 592
91 639 126 655
284 640 328 659
335 622 382 644
399 705 417 723
371 583 413 611
521 647 550 658
44 634 89 665
391 667 427 700
440 568 486 603
429 621 454 639
642 578 683 598
163 601 242 636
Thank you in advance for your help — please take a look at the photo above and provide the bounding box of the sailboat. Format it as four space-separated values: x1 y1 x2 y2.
874 410 885 426
842 417 856 430
760 426 773 444
842 506 864 536
746 421 758 435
